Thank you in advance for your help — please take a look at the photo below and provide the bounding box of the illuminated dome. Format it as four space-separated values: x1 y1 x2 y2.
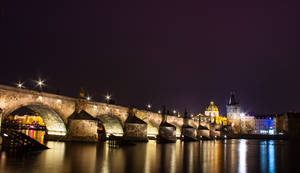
206 101 219 112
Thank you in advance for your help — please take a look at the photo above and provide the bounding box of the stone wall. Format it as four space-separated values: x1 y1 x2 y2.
197 129 210 139
68 119 98 142
124 123 148 141
0 85 75 122
182 127 197 139
158 126 176 141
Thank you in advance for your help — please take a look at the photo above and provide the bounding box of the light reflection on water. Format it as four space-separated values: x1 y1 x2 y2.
268 141 275 173
21 129 45 144
0 139 297 173
239 139 247 173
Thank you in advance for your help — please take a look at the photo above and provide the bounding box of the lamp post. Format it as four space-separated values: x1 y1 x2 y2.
105 94 112 116
105 94 111 104
146 104 151 111
16 81 24 88
35 78 45 91
173 109 177 117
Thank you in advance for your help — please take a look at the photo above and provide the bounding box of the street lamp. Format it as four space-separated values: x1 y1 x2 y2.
158 110 161 114
87 96 91 101
16 81 24 88
105 94 111 103
147 104 151 110
173 109 176 114
35 78 45 91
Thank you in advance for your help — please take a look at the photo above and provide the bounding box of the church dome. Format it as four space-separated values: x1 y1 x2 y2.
206 101 219 112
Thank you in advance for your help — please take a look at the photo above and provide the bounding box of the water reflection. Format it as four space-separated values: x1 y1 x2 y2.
21 129 45 144
239 139 247 173
0 139 293 173
259 140 276 173
268 141 275 173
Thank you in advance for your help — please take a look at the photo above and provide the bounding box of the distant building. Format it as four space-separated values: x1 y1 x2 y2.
226 93 241 120
205 101 219 117
275 112 300 140
226 93 242 134
204 101 227 125
253 115 275 135
240 115 255 134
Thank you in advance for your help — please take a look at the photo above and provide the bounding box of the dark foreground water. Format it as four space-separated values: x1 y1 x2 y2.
0 139 300 173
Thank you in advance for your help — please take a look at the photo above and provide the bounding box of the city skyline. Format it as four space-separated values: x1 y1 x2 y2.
0 81 294 116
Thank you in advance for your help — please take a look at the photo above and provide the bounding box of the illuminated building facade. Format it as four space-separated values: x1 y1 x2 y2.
204 101 227 125
205 101 219 117
253 115 275 134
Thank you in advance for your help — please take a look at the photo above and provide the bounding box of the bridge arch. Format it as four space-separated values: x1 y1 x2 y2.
2 103 67 136
96 114 124 137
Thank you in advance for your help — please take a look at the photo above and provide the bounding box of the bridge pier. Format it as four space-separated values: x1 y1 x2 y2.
157 109 177 143
123 108 148 142
180 118 198 141
197 125 210 140
67 110 99 142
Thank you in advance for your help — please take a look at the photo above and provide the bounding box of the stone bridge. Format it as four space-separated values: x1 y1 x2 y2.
0 84 205 139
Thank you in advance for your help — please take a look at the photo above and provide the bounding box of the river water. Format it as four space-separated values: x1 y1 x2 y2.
0 139 299 173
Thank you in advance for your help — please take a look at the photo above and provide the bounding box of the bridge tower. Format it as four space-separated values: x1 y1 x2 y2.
226 92 241 134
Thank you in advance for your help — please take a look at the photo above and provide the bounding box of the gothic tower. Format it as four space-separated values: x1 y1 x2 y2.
226 92 240 119
226 92 241 133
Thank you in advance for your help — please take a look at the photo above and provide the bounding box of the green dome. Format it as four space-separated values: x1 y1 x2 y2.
206 101 219 112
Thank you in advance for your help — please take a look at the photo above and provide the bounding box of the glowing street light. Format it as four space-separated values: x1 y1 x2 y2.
16 81 24 88
105 94 111 103
147 104 151 109
35 78 45 90
87 96 91 101
173 109 177 114
158 110 161 114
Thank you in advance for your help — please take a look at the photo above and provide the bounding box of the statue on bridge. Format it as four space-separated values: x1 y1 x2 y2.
75 88 88 113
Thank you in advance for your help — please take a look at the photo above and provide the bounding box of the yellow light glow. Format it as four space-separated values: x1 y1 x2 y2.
93 105 98 110
38 96 43 101
147 134 157 138
47 131 66 136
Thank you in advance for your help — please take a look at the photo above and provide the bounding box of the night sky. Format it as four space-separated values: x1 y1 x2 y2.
1 0 300 115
